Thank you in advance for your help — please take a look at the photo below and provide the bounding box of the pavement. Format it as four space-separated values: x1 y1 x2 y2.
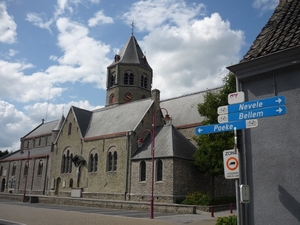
0 199 236 225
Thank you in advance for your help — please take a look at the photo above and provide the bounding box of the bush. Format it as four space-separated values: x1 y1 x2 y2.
181 191 211 205
181 191 236 206
216 215 237 225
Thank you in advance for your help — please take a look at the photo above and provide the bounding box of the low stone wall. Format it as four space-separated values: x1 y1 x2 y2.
0 193 196 214
197 204 236 212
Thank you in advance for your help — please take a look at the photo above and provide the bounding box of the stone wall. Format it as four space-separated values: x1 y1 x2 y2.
0 193 196 214
0 155 49 195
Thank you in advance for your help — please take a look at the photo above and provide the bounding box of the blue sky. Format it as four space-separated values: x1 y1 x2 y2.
0 0 279 151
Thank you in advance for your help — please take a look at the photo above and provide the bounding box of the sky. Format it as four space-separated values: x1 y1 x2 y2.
0 0 279 151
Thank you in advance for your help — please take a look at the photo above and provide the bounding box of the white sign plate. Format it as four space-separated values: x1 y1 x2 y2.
240 185 250 203
223 149 239 179
228 92 245 105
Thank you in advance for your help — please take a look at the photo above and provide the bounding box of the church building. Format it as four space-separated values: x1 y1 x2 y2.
0 34 233 203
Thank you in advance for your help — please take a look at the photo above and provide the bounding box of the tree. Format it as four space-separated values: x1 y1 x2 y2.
0 150 9 158
193 72 236 199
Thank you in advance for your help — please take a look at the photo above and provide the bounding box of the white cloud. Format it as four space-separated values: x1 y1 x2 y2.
89 0 100 3
0 99 103 151
55 0 100 18
123 1 244 99
53 17 111 86
8 49 18 57
0 101 32 151
23 100 103 123
123 0 206 32
26 13 53 33
88 11 113 27
0 2 17 44
252 0 279 13
55 0 71 16
0 59 65 102
0 17 112 103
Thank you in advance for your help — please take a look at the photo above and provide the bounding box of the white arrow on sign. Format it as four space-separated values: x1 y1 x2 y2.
275 97 282 104
276 107 283 113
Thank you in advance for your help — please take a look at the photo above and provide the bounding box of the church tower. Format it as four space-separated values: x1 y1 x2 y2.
106 35 153 106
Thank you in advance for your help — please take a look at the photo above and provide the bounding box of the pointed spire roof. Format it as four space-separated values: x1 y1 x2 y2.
242 0 300 62
108 35 152 70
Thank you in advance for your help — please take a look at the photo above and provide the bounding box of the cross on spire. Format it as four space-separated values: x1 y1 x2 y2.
131 21 135 35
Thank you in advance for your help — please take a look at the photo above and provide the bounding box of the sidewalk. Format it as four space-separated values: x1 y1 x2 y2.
157 210 236 225
0 202 236 225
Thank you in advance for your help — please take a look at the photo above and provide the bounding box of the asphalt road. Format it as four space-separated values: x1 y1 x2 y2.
0 199 235 225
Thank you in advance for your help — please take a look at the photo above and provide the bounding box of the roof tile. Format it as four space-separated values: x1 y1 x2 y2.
242 0 300 62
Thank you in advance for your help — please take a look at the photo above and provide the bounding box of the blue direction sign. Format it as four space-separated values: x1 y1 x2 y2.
218 95 285 115
218 106 286 123
195 119 258 135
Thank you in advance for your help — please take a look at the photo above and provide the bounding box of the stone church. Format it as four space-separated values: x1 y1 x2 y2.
0 34 233 203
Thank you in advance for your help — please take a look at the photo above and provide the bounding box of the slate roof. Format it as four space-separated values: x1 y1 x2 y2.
242 0 300 62
23 119 60 139
132 125 197 160
160 87 220 128
72 106 93 137
84 99 154 139
0 146 51 162
108 35 152 70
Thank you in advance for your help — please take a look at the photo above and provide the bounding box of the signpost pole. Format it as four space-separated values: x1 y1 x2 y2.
235 178 240 225
234 128 240 225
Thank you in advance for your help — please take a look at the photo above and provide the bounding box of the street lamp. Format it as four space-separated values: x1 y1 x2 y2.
137 108 171 219
20 148 30 202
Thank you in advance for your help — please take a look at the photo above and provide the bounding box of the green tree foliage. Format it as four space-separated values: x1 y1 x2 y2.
193 72 236 198
0 150 9 158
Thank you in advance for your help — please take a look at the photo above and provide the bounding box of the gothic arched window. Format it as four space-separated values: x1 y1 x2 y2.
68 122 72 135
113 151 117 171
110 73 116 87
124 73 129 84
107 148 118 172
129 73 134 85
124 72 134 85
24 161 29 176
108 152 113 171
12 163 16 176
143 76 148 88
61 149 72 174
37 160 43 176
156 159 163 181
140 161 146 182
88 151 98 173
94 154 98 172
141 74 148 88
109 94 115 104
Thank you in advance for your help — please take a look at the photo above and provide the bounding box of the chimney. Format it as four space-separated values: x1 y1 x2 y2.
151 89 160 103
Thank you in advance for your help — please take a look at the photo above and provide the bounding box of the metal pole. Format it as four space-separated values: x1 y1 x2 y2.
23 150 30 202
150 134 154 219
138 107 169 219
150 111 157 219
235 179 240 225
